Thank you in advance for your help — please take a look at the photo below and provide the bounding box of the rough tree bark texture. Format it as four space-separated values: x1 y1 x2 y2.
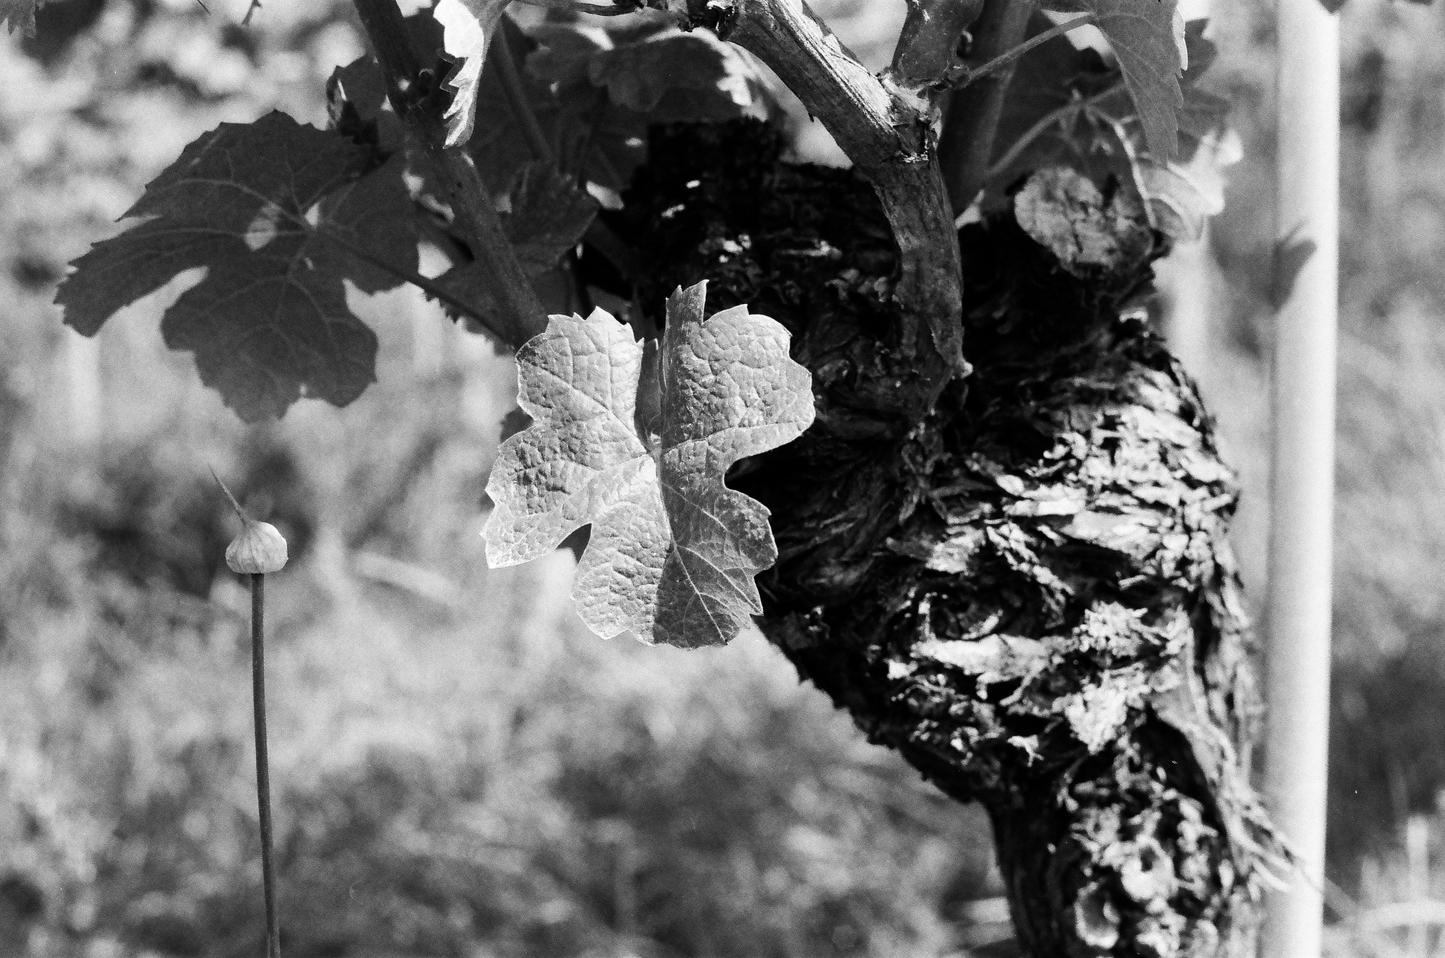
609 123 1277 958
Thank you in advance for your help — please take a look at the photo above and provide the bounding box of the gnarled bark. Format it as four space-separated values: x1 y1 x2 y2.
610 121 1277 958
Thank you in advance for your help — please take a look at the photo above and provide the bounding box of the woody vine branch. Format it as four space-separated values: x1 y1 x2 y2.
351 0 547 350
939 0 1036 211
665 0 967 383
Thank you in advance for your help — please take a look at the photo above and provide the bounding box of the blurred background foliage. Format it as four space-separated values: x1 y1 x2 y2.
2 0 1445 955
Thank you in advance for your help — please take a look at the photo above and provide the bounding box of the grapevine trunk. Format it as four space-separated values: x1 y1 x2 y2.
611 122 1275 958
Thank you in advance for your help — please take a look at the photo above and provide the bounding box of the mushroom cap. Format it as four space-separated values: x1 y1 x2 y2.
226 520 289 574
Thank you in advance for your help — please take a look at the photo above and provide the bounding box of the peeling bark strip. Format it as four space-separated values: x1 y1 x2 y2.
616 122 1277 957
656 0 966 394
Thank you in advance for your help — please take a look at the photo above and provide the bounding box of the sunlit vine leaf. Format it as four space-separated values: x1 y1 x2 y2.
435 0 512 147
484 281 815 648
56 112 419 421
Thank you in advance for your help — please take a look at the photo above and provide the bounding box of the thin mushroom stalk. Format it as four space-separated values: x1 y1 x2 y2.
213 469 288 958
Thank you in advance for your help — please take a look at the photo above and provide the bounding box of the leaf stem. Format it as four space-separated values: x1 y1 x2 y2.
572 87 609 187
311 227 511 343
351 0 547 350
984 101 1080 184
492 26 640 305
953 13 1093 90
981 83 1120 184
938 0 1036 212
492 27 553 165
251 572 281 958
1086 105 1155 226
209 465 248 521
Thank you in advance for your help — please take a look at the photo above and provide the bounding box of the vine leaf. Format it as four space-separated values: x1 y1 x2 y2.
455 17 770 196
1043 0 1184 157
992 18 1228 241
484 281 815 648
432 160 597 326
1095 20 1235 239
492 19 771 191
504 161 600 272
435 0 512 147
327 55 407 157
580 26 771 123
56 111 419 422
987 20 1114 196
0 0 42 35
1133 120 1238 240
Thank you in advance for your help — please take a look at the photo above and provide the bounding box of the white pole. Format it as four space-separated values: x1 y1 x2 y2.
1407 815 1430 958
1260 0 1340 953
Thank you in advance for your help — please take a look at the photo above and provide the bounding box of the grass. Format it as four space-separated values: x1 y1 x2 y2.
0 280 1006 956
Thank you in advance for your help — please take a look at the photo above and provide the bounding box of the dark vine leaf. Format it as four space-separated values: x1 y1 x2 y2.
1090 19 1224 163
462 18 638 194
329 56 388 124
56 111 419 422
992 18 1229 241
1093 22 1234 240
1043 0 1184 158
436 0 512 147
1179 18 1217 85
432 160 597 327
444 18 541 192
531 20 771 123
484 281 815 648
1 0 43 35
327 55 407 158
505 161 600 272
494 17 770 192
584 27 772 123
987 20 1113 198
1014 167 1153 274
462 16 769 197
526 20 611 89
